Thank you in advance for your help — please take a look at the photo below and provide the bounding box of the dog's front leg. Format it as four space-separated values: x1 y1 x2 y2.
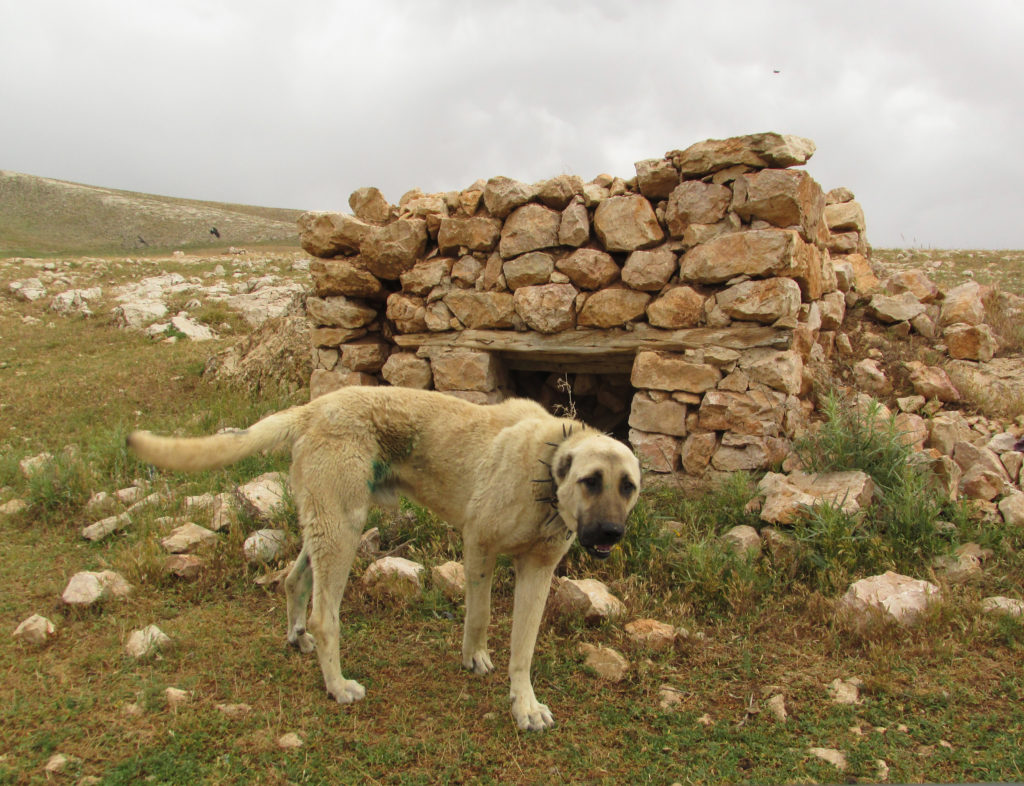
461 543 496 674
508 554 558 731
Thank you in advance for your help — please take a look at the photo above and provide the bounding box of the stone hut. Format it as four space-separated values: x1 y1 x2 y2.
297 132 871 476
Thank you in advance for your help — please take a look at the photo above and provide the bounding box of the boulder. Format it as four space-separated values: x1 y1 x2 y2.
664 181 732 236
381 353 433 389
431 349 503 392
939 281 987 326
731 169 825 241
125 624 172 659
680 228 808 284
555 248 620 290
242 529 287 563
681 432 718 475
349 186 393 223
577 288 651 328
361 556 424 600
360 219 429 279
715 277 801 324
297 211 371 258
758 470 875 524
430 561 465 601
623 618 677 651
340 338 390 373
721 525 761 558
839 571 940 626
998 492 1024 527
551 578 625 622
61 570 131 606
310 258 385 299
907 363 961 402
306 296 376 329
443 291 516 329
631 351 721 393
824 201 866 232
436 216 502 254
867 292 926 323
621 247 677 291
536 174 584 210
629 429 681 473
236 472 288 519
634 158 680 199
499 204 561 258
667 133 816 177
646 286 706 329
12 614 56 646
483 176 537 218
578 643 630 681
386 293 428 333
593 194 664 252
160 522 217 554
503 252 554 289
558 198 590 247
944 323 996 362
513 283 578 333
885 269 940 303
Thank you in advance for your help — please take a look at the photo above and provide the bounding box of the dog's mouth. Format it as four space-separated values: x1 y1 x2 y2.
585 543 615 559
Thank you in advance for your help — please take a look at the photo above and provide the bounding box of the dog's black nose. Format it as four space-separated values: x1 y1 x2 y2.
598 521 624 543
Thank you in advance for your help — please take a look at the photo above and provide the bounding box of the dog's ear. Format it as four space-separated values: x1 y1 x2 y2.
555 452 573 483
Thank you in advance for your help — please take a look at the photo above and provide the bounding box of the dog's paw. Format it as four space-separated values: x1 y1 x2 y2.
326 679 366 705
462 649 494 675
287 630 316 654
510 694 555 731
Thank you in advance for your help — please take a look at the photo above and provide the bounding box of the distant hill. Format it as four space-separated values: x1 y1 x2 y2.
0 170 306 257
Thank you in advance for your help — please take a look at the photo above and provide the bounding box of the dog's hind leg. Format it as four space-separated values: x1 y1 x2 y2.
284 545 314 653
304 502 367 705
508 553 559 731
461 542 496 675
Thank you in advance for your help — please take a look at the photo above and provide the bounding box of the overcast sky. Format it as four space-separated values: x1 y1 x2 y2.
2 0 1022 249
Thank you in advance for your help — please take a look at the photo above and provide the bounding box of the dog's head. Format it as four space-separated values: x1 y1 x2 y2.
552 433 641 559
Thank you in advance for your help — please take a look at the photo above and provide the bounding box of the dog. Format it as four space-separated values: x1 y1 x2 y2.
128 386 641 730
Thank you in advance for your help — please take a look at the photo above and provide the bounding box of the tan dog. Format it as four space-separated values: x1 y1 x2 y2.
128 386 641 730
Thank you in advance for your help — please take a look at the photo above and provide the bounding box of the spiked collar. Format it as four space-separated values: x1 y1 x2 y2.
532 422 581 543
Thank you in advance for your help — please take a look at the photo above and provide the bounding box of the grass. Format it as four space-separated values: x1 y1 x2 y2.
0 171 303 257
2 251 1024 783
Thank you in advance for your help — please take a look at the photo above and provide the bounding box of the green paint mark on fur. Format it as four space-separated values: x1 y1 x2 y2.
368 459 392 492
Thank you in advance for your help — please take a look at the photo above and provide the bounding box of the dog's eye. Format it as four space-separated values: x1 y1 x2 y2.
579 473 602 494
620 476 636 497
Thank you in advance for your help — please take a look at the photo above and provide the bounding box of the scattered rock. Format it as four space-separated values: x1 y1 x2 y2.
243 529 288 563
430 560 465 601
839 571 940 626
125 624 172 659
808 747 847 771
361 556 424 600
578 643 629 681
827 677 862 705
12 613 56 645
550 578 625 622
160 522 217 553
165 687 191 709
215 702 253 718
766 694 787 722
61 570 132 606
235 472 289 519
277 732 304 750
981 596 1024 617
624 618 677 650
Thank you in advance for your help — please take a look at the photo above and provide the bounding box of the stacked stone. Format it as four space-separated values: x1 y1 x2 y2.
297 132 869 475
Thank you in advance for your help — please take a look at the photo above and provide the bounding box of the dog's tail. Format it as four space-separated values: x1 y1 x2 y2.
127 407 304 473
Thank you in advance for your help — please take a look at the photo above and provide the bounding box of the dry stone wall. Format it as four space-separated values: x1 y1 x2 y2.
297 132 872 476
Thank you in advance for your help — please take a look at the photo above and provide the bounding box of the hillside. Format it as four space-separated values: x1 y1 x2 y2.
0 170 305 257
